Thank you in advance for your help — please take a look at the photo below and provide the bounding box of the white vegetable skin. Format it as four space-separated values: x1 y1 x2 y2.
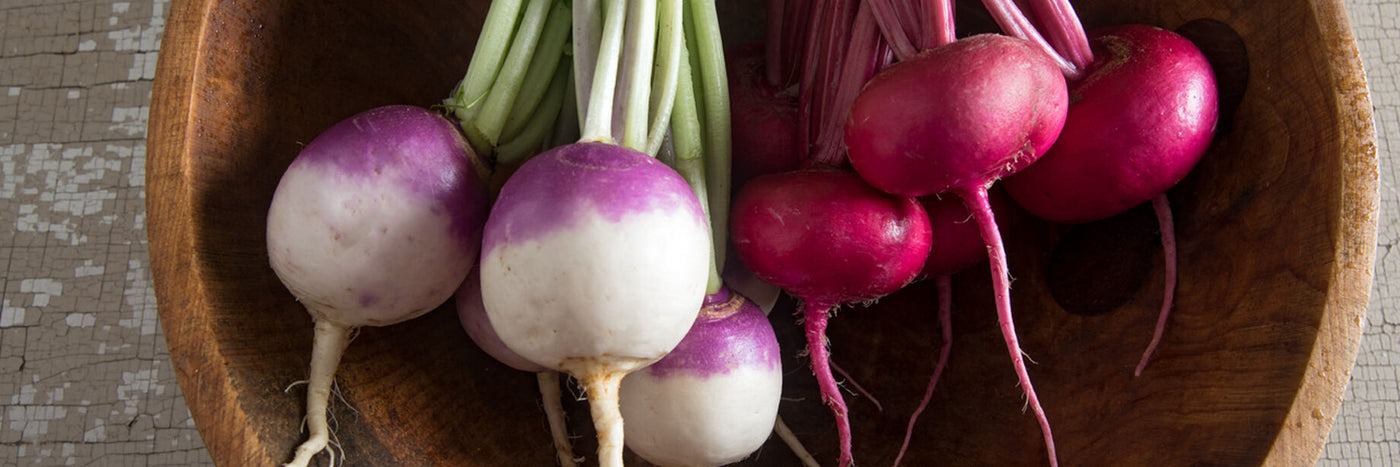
622 367 782 466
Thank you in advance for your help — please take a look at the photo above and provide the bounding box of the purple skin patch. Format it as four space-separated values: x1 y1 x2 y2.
482 142 707 256
643 288 782 378
291 105 490 252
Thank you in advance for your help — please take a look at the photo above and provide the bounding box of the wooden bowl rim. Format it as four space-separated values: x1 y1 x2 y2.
143 0 1380 464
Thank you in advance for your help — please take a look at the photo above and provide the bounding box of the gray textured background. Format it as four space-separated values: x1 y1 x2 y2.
0 0 1394 465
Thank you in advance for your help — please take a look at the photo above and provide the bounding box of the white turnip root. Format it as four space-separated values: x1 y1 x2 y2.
455 268 577 467
619 287 782 466
267 105 490 467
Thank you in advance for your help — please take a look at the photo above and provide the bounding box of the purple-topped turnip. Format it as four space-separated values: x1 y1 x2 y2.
620 287 783 466
267 105 490 467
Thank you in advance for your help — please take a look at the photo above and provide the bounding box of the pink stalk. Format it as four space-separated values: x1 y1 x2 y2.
1025 0 1092 69
1136 194 1178 376
923 0 956 48
781 0 812 86
870 0 918 61
957 186 1058 467
893 275 954 467
767 0 786 86
810 0 883 167
978 0 1078 78
803 302 854 467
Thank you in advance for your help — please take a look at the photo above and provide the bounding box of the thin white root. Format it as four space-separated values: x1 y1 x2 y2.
538 371 580 467
284 320 354 467
581 371 627 467
774 415 821 467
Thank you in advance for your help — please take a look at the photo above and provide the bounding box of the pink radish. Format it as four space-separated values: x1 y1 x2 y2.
843 33 1069 466
267 105 490 467
1001 24 1218 376
619 287 783 466
730 168 932 467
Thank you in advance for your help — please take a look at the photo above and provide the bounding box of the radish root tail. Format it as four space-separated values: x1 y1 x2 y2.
961 186 1058 467
285 320 354 467
803 302 853 467
894 274 954 466
1136 194 1178 377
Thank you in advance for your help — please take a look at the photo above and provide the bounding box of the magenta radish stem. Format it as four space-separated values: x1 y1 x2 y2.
803 302 854 467
924 0 956 48
870 0 917 62
1025 0 1092 69
958 186 1058 467
774 416 821 467
1137 194 1178 376
538 372 579 467
894 274 954 467
285 320 354 467
810 0 882 167
766 0 786 86
780 0 812 87
831 361 883 412
978 0 1078 78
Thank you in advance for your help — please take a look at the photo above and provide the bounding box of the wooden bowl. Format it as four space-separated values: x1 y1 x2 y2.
146 0 1378 465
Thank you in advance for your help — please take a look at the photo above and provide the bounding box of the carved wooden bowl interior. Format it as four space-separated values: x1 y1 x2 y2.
147 0 1378 465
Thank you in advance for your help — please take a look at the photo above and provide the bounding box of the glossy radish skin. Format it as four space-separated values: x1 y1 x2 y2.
728 43 802 188
480 142 710 371
621 288 783 467
1004 25 1218 223
267 105 490 467
730 169 932 306
844 34 1068 197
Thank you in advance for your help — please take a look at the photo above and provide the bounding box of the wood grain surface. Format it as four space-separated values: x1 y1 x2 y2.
0 0 1396 465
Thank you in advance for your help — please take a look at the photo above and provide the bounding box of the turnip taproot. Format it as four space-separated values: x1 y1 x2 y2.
844 32 1068 466
267 105 490 467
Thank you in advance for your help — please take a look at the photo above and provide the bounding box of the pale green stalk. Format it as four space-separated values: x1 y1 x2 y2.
644 0 684 156
671 44 721 294
497 61 573 164
474 0 554 147
500 0 572 143
686 0 732 273
580 0 628 143
447 0 525 129
620 0 657 151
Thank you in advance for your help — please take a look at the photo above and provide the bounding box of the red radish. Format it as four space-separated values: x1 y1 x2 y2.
844 33 1068 466
730 168 932 467
267 105 490 467
455 268 577 467
619 287 783 466
1001 24 1218 375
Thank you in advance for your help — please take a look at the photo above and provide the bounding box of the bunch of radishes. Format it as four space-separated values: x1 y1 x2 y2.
725 0 1219 465
261 0 1219 465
